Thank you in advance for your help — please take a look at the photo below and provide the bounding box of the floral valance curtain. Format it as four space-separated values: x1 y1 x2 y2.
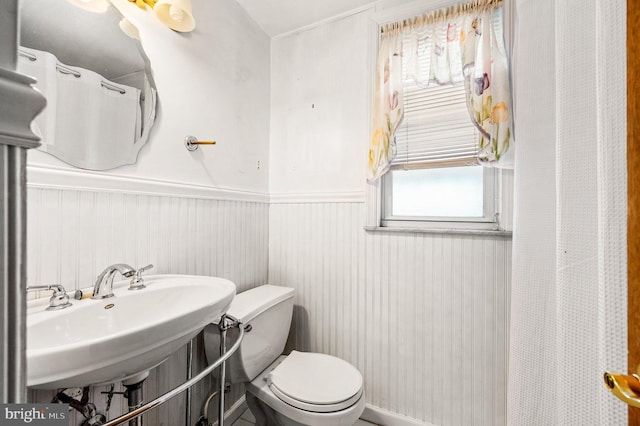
367 0 514 183
460 4 513 167
368 32 404 182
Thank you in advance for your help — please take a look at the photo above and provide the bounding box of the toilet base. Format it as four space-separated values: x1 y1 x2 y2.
246 392 364 426
246 392 286 426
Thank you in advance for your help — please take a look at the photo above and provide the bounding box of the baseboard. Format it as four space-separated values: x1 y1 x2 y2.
213 399 431 426
361 404 433 426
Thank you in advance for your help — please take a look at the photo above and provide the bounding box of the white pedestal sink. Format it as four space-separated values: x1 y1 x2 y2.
27 274 236 389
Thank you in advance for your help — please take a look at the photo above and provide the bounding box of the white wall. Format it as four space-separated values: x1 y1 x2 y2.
269 5 513 425
269 10 371 196
28 0 271 194
270 203 511 426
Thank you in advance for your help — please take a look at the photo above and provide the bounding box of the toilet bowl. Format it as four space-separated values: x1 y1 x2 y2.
203 285 365 426
245 352 366 426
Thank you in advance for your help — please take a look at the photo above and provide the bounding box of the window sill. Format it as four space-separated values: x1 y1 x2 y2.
363 225 512 237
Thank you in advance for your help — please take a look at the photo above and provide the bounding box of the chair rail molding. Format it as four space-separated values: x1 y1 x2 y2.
26 165 271 203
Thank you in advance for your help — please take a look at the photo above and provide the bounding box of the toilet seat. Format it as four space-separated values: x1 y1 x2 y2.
267 351 363 413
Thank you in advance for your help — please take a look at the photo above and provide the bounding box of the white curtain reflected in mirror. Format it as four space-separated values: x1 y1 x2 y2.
18 0 157 170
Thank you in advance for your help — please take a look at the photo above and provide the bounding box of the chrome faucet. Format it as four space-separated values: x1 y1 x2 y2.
27 284 72 311
92 264 135 299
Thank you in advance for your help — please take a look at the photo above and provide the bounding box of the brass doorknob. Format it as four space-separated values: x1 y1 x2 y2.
604 371 640 408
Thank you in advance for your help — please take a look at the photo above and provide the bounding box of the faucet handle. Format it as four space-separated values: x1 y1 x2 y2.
49 285 72 310
27 284 73 311
137 264 154 274
129 264 153 291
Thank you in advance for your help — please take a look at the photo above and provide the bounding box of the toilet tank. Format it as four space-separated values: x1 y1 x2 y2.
203 285 295 383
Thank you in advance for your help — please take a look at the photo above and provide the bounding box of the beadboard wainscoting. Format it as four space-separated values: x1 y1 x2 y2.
269 201 511 426
26 177 269 425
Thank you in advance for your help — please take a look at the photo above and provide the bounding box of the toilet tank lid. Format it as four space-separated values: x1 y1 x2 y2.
224 285 295 324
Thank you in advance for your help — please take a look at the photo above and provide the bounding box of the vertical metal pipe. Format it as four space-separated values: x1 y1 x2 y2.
123 381 144 426
101 323 244 426
185 339 193 426
1 145 28 403
218 324 227 426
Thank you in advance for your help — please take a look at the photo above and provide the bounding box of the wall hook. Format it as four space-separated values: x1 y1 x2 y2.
185 135 216 151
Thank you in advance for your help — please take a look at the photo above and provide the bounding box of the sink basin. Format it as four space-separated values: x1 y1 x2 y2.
27 274 235 389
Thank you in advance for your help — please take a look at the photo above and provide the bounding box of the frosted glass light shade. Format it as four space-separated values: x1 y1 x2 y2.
154 0 195 32
119 18 140 40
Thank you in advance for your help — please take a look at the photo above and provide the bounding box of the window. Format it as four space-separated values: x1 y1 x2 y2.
374 5 505 231
382 68 497 229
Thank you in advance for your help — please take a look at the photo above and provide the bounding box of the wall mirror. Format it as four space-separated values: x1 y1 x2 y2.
18 0 157 171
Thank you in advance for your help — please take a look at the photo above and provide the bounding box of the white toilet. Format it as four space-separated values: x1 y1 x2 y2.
203 285 366 426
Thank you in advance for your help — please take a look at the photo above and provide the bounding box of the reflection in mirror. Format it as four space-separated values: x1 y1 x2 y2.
18 0 157 170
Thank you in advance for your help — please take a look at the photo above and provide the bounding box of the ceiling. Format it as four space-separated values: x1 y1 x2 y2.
234 0 376 37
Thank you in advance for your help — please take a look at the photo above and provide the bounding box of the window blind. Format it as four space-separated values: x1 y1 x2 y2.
392 82 479 169
390 24 479 169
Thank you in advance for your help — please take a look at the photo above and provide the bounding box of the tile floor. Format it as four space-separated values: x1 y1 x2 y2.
230 408 377 426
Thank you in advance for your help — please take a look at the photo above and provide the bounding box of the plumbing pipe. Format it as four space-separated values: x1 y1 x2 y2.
122 380 144 426
196 390 219 425
218 322 227 426
102 317 244 426
186 338 193 426
54 387 107 424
